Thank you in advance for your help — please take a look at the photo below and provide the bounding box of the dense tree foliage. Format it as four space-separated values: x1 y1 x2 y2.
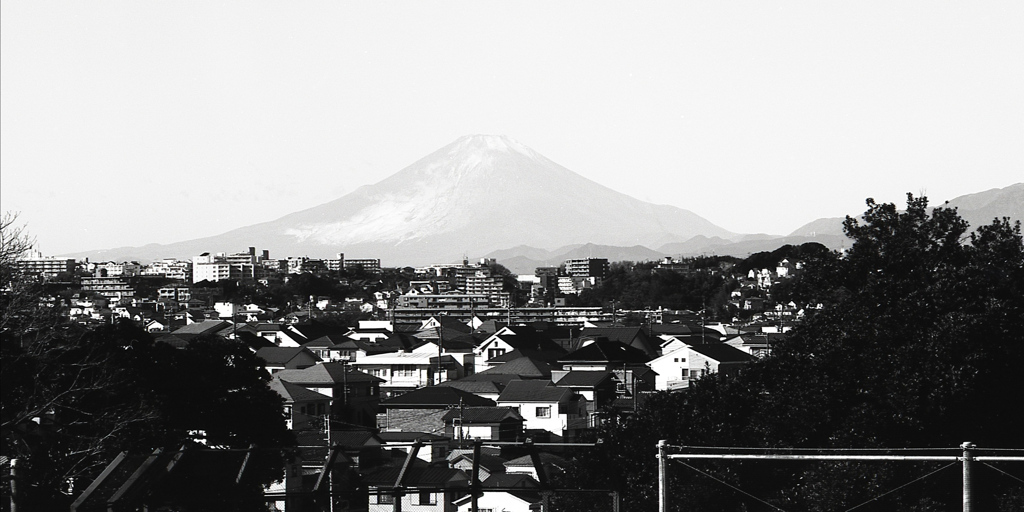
574 260 735 317
1 216 294 510
560 196 1024 511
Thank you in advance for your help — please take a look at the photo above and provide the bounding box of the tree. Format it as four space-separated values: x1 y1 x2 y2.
561 195 1024 511
1 216 293 510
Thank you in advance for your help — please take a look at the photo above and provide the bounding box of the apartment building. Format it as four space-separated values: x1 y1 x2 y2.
15 253 75 278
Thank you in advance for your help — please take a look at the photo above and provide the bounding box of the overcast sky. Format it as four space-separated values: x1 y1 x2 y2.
2 1 1021 255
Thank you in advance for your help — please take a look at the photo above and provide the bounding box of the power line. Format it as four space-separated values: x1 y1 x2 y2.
980 461 1024 485
674 460 788 512
841 462 958 512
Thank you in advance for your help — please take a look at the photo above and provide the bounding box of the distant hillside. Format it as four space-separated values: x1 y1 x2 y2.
787 183 1024 240
489 184 1022 273
65 135 736 266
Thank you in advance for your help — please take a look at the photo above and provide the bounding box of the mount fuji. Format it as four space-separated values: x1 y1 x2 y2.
76 135 738 266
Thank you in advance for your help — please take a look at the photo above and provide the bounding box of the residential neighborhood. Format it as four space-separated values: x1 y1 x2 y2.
8 245 814 511
10 215 1021 512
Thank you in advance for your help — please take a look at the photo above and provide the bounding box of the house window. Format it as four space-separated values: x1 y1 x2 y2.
417 490 436 505
487 348 506 359
536 406 551 418
393 365 417 378
377 492 394 504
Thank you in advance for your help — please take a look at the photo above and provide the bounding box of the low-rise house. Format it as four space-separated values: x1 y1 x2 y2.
363 465 469 512
685 344 756 382
495 381 583 438
448 452 509 482
276 362 384 428
436 378 508 402
646 346 690 391
474 326 566 372
442 406 524 442
558 339 656 397
453 473 541 512
579 326 660 357
550 370 617 413
378 431 450 463
503 452 567 482
473 354 553 380
378 386 495 435
269 378 332 430
302 333 350 362
350 342 466 396
256 346 321 373
724 333 780 358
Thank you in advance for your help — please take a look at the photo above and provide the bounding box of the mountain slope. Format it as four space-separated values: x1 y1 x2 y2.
787 183 1024 240
70 135 736 266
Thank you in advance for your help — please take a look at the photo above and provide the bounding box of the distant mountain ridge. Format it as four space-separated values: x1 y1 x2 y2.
69 135 736 266
63 136 1021 270
488 183 1023 274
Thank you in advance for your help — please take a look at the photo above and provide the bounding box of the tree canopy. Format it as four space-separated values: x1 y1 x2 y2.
1 215 294 510
560 195 1024 511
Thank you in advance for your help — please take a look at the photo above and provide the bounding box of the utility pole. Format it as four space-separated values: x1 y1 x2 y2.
324 415 334 512
962 441 975 512
657 440 667 512
9 458 16 512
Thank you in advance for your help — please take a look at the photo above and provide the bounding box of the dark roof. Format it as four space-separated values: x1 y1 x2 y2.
302 333 351 348
497 381 572 403
490 328 567 355
436 379 506 396
288 320 347 342
650 324 697 335
478 356 552 379
486 348 564 365
504 452 568 468
473 320 508 334
276 362 384 385
559 339 652 364
481 472 538 489
154 334 190 348
579 326 659 355
458 373 521 386
441 406 523 423
440 333 485 351
235 331 275 350
374 332 427 353
255 346 320 365
361 466 470 487
450 452 510 473
269 378 331 403
170 320 231 337
552 370 613 387
330 429 382 449
381 386 495 409
687 344 756 363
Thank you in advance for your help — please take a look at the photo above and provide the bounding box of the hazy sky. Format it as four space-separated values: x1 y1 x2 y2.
2 1 1021 255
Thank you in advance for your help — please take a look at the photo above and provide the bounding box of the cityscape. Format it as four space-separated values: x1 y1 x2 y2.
3 193 1023 510
3 2 1023 511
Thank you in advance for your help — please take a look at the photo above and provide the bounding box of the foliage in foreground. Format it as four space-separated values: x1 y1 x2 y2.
1 214 294 511
560 196 1024 511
